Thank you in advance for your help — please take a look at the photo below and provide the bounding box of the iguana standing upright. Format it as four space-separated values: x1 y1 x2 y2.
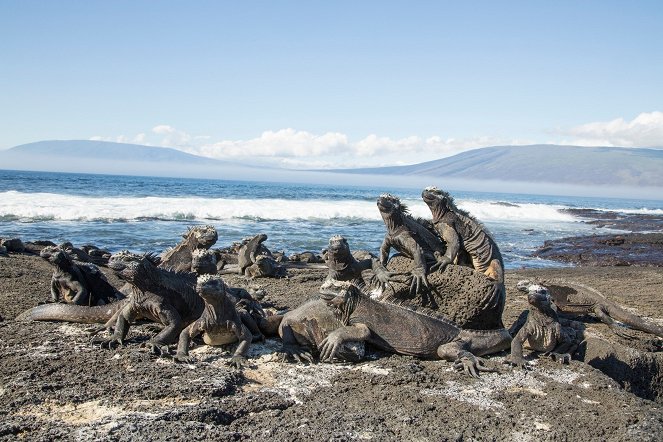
324 234 394 290
377 193 447 295
159 225 218 273
175 274 253 368
421 186 504 283
506 283 579 368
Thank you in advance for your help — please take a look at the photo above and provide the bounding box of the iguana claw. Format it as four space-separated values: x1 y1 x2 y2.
453 351 496 378
92 336 123 350
146 341 171 356
229 355 247 369
279 345 314 364
319 334 343 362
407 267 430 296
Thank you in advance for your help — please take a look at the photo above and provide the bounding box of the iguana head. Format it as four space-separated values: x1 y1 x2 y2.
186 225 219 249
526 284 552 310
319 280 361 325
377 193 409 215
421 186 453 219
191 249 217 275
108 251 160 278
40 246 72 267
325 235 355 270
195 274 228 304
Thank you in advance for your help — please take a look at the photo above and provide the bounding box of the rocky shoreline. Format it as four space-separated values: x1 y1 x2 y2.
1 239 663 440
532 209 663 267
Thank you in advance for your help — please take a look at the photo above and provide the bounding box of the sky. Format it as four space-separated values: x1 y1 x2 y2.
1 1 663 169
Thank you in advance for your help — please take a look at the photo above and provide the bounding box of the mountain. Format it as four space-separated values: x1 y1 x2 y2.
7 140 222 165
328 145 663 187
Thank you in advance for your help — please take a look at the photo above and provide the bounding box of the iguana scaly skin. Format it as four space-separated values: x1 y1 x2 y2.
518 279 663 339
377 193 447 296
175 275 253 368
324 234 394 290
101 251 204 354
191 248 218 275
506 283 579 368
280 280 512 377
422 187 504 283
40 246 124 306
160 225 218 273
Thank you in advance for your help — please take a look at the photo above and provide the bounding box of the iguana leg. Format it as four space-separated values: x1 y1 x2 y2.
174 321 203 364
229 324 253 369
503 327 530 369
148 305 184 355
437 341 498 378
318 324 370 363
257 314 283 337
93 303 135 349
237 311 264 341
279 323 314 363
594 306 636 340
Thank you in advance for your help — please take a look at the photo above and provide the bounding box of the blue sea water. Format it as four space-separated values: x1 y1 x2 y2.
2 169 662 269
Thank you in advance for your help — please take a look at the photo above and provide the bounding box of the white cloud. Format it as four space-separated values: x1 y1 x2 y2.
559 111 663 147
91 124 524 168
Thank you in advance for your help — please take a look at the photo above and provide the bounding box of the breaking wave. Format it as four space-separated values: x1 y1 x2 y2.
1 191 578 223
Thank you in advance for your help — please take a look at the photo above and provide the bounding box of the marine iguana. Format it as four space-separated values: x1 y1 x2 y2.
377 193 447 296
174 274 253 368
191 248 219 275
159 225 218 273
517 279 663 339
505 283 579 368
324 234 397 290
421 186 504 283
280 280 512 377
100 251 203 354
236 233 286 278
40 246 124 306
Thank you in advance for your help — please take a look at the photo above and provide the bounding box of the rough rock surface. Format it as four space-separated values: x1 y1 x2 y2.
2 252 663 441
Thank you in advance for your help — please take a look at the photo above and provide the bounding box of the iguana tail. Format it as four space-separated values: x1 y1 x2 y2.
16 300 127 324
606 305 663 339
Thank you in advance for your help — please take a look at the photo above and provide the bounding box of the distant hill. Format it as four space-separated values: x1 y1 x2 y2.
328 145 663 187
7 140 221 165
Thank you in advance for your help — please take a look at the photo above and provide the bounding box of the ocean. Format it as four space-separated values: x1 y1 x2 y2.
2 169 662 269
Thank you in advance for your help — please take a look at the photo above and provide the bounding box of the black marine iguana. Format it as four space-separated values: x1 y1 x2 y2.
505 283 580 368
159 225 218 273
517 279 663 339
40 246 124 306
236 233 286 278
422 186 504 283
377 193 447 295
324 234 395 290
174 274 253 368
279 280 512 377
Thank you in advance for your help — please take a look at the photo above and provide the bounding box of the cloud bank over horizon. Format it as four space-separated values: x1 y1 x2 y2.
88 111 663 169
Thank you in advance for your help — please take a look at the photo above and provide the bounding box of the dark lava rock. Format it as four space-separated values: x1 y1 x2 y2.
533 233 663 267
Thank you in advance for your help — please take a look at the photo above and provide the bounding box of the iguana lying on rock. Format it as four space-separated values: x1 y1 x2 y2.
40 246 124 306
505 283 580 368
280 280 512 377
175 274 253 368
237 233 286 278
422 186 504 283
324 234 396 290
377 193 447 296
517 279 663 339
160 225 218 273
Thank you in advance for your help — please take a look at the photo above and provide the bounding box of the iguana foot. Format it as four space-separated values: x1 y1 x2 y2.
319 334 345 362
279 345 314 363
503 354 530 370
548 352 572 364
174 352 195 364
144 324 164 334
453 351 497 378
86 325 111 337
146 340 171 356
229 355 247 369
92 336 124 350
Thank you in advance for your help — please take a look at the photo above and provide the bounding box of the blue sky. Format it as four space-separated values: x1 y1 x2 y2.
2 1 662 168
